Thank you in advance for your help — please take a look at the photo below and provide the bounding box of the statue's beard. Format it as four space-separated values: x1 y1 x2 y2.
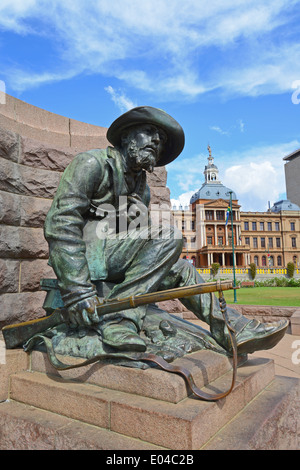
126 141 157 173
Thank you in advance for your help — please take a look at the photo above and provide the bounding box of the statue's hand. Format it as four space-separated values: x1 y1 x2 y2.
67 295 101 327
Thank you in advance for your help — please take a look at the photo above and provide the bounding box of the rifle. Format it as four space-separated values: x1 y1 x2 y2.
2 280 235 349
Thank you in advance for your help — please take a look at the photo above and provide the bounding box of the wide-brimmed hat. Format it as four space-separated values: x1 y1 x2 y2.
106 106 185 166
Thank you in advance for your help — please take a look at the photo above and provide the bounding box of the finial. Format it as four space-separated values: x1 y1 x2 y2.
207 144 212 158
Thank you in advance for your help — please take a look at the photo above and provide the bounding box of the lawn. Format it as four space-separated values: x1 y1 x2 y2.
224 286 300 307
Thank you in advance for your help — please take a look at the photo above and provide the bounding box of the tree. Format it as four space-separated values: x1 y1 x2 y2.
211 262 220 278
249 262 256 280
287 262 295 278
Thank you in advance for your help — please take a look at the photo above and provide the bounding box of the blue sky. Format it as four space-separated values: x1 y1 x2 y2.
1 0 300 212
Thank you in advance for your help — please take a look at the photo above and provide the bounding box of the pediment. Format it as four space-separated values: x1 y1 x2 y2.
204 198 240 209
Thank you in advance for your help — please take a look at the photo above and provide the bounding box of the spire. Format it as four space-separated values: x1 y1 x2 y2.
204 145 221 184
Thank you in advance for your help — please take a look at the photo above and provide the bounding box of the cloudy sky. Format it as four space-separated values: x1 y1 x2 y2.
1 0 300 211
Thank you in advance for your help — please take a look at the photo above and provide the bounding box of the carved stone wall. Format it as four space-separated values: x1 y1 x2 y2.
0 95 171 327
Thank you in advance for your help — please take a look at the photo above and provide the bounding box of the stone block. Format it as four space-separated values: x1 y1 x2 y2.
20 136 75 172
0 127 20 162
14 97 70 138
202 376 300 450
20 259 55 292
0 190 21 226
291 309 300 335
0 259 20 293
30 349 236 404
0 401 163 450
109 358 274 449
69 118 108 151
146 167 168 187
0 225 48 259
149 186 171 206
0 291 46 326
20 195 52 228
10 371 111 429
0 157 61 199
0 344 29 401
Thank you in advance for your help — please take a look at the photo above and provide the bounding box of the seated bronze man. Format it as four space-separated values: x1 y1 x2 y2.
44 106 288 355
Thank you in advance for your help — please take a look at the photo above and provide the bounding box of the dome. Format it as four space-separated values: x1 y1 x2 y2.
270 199 300 212
190 183 237 204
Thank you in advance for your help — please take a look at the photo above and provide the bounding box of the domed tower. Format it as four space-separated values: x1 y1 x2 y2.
190 145 237 205
187 146 244 268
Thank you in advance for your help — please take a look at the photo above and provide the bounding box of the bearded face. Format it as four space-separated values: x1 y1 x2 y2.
121 125 167 173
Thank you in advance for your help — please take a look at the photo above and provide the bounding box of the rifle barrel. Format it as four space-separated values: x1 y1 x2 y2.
2 280 234 349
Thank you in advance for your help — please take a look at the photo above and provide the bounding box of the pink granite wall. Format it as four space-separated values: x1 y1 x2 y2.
0 95 171 327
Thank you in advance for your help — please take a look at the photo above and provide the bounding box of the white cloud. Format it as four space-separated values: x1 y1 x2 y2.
171 191 196 209
210 126 229 136
1 0 300 99
222 140 300 211
168 140 300 212
105 86 136 112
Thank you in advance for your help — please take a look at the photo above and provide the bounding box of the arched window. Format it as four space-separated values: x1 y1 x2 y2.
254 256 259 266
277 256 282 266
262 256 266 266
269 256 274 267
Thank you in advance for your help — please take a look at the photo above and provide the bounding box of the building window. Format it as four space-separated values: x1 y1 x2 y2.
191 220 195 231
277 256 282 266
269 256 274 267
253 237 258 248
275 222 280 231
291 222 295 231
183 237 187 247
261 237 265 248
245 237 250 245
260 222 264 231
244 221 249 230
207 237 213 245
205 210 214 220
216 211 224 220
276 238 281 248
252 222 257 231
268 222 272 231
292 237 297 248
268 238 273 248
262 256 266 266
254 256 259 266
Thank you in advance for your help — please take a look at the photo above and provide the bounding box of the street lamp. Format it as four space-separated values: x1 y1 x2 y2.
229 191 237 303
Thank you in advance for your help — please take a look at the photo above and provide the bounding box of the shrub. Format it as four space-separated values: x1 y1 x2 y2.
249 263 257 280
287 262 295 278
211 262 220 278
287 277 300 287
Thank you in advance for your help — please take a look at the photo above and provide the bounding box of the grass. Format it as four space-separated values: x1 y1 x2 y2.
224 286 300 307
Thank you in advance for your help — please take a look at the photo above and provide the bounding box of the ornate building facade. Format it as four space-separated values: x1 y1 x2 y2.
172 147 300 269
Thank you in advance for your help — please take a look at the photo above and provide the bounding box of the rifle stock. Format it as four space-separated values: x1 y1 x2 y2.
2 280 235 349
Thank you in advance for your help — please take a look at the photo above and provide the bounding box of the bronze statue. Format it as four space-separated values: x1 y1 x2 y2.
3 106 288 380
38 106 287 355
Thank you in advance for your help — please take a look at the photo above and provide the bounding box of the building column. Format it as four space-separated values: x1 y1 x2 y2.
222 252 225 266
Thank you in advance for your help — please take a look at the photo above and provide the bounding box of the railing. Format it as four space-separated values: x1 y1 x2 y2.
196 268 300 275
